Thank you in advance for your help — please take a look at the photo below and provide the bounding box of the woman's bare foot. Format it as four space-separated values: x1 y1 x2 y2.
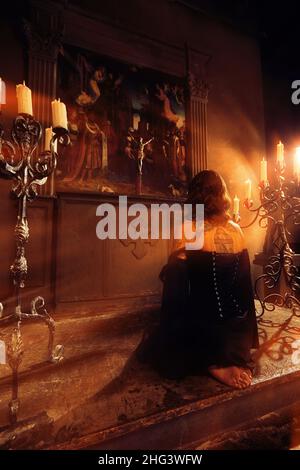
236 367 252 388
208 366 239 388
241 367 253 381
208 365 252 389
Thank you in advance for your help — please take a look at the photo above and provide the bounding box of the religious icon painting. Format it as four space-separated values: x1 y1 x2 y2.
56 44 188 197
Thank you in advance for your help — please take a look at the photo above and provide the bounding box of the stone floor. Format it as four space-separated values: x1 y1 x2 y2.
1 302 300 449
194 403 300 450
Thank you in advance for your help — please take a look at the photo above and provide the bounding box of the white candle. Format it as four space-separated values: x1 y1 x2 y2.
277 141 284 167
245 179 252 200
294 147 300 182
0 77 6 105
260 157 268 183
133 113 140 131
233 195 240 216
16 81 33 116
44 127 57 153
51 98 68 130
44 127 52 151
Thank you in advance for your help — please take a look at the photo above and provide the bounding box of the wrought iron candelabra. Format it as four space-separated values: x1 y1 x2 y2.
0 113 69 424
239 162 300 319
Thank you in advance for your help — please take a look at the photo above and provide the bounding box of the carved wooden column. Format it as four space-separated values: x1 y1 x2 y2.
185 72 209 178
23 1 65 194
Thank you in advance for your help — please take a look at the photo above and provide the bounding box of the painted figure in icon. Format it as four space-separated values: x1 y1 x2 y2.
163 127 187 184
125 130 154 176
63 111 106 182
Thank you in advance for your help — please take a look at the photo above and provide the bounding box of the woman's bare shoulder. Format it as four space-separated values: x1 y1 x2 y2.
226 220 245 249
226 219 244 234
172 219 199 258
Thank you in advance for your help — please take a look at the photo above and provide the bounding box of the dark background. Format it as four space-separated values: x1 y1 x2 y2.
168 1 300 156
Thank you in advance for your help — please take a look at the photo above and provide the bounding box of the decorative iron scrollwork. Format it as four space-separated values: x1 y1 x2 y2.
7 323 24 424
242 162 300 319
0 113 69 424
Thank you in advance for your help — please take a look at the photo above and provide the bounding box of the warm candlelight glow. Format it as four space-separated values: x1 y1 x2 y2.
277 141 284 168
245 179 252 200
16 81 33 116
233 195 240 216
260 157 268 183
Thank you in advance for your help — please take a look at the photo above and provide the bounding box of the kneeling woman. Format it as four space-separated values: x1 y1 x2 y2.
137 170 259 389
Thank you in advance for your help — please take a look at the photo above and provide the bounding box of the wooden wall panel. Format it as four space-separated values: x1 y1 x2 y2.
0 194 54 312
26 202 52 288
106 237 168 298
56 198 105 302
0 184 19 303
55 193 170 307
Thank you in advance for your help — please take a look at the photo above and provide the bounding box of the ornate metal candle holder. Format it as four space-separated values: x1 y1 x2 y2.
0 113 69 424
240 162 300 318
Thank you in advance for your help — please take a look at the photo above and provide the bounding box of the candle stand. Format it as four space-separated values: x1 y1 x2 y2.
239 161 300 319
0 113 69 424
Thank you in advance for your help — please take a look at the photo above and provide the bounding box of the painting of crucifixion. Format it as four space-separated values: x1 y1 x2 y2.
56 44 187 196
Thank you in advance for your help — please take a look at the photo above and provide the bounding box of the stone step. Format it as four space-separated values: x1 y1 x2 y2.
1 303 300 449
51 369 300 450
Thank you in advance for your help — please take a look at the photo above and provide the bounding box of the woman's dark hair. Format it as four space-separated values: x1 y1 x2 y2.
187 170 231 220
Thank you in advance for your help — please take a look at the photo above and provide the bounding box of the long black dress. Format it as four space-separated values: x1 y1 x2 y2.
136 248 259 379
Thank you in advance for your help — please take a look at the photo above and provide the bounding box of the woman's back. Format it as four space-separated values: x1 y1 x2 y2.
174 218 245 255
176 218 252 323
202 219 245 253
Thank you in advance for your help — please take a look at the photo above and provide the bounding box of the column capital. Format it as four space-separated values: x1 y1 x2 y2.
23 20 63 61
187 72 209 102
23 1 66 61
